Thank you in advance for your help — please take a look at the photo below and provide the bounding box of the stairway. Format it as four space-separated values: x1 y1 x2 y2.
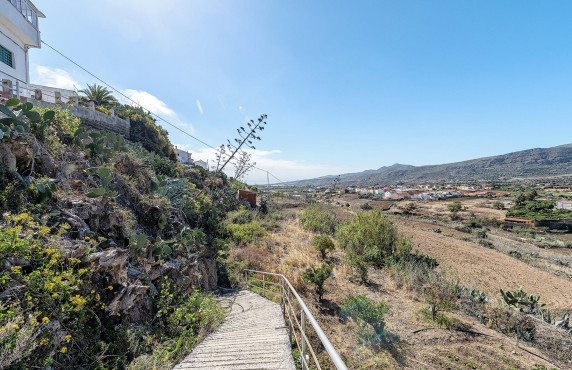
174 290 296 370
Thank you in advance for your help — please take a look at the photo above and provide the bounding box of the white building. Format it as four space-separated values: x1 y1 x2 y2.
175 148 193 165
194 160 208 170
556 200 572 210
0 0 44 99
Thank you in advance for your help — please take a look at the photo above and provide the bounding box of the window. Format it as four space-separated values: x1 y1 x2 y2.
0 45 13 68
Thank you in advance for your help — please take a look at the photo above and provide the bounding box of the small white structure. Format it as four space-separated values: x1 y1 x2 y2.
29 84 77 104
0 0 45 99
175 148 193 165
556 200 572 210
194 160 208 170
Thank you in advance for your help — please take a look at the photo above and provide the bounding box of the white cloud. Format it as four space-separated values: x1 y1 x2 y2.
196 99 204 115
187 147 353 184
32 65 81 90
122 89 194 132
123 89 175 116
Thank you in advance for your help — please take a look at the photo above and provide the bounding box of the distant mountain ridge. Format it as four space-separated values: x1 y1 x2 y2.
288 144 572 186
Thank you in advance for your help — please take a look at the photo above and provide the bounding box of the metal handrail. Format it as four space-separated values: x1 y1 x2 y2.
243 269 348 370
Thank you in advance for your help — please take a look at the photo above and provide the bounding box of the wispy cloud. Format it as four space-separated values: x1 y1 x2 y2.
196 99 204 115
31 65 81 90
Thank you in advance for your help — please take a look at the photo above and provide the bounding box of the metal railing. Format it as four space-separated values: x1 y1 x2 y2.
8 0 39 28
243 269 348 370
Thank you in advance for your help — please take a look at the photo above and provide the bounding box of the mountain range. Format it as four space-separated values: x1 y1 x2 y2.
287 144 572 186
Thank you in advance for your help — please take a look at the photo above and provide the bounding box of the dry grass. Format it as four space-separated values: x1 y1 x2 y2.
227 203 566 369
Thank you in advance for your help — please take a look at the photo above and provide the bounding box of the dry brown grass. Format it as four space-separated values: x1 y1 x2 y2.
227 203 565 369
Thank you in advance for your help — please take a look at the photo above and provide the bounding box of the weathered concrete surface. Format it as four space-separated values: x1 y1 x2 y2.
174 290 296 370
29 99 130 137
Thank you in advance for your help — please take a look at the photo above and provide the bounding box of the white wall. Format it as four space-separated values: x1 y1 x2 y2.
0 26 28 86
0 0 43 93
0 1 40 47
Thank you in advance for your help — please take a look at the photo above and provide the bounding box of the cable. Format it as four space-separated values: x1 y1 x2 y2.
41 40 215 149
40 39 289 184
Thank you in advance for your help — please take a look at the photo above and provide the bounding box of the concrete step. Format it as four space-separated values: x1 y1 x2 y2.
173 290 296 370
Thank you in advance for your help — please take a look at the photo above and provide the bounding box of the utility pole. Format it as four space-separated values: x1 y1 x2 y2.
267 171 270 202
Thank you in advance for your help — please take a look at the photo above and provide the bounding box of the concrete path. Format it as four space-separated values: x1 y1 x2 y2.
174 290 296 370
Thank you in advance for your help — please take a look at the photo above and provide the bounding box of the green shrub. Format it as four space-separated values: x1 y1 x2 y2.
299 204 337 234
131 143 180 177
447 201 462 213
336 210 402 270
492 201 505 210
342 294 388 340
225 207 253 225
449 211 461 221
226 221 267 244
423 283 459 325
302 264 332 300
360 202 373 210
311 235 335 259
118 106 177 161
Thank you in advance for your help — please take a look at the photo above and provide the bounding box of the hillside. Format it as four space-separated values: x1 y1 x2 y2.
0 99 242 368
289 144 572 186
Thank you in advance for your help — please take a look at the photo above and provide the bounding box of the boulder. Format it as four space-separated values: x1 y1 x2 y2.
88 248 129 285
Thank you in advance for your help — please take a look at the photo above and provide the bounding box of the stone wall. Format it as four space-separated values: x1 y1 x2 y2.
29 99 131 137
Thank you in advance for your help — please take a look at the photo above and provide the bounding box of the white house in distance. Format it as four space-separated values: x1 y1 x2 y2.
175 148 194 165
194 160 208 170
556 200 572 210
0 0 44 100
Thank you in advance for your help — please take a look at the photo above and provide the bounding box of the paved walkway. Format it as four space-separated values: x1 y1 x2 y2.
174 290 296 370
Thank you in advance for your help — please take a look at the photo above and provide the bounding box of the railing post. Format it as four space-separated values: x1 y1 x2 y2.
262 274 266 298
301 310 307 370
244 270 248 287
288 289 293 344
280 278 284 315
15 80 20 99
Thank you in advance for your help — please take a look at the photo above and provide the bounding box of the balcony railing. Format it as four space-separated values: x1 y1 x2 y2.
7 0 38 29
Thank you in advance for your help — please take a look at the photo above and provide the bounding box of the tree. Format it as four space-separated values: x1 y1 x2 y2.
492 201 505 210
342 295 389 339
423 285 458 324
514 192 527 206
302 264 333 300
447 201 462 213
79 84 118 108
311 235 335 259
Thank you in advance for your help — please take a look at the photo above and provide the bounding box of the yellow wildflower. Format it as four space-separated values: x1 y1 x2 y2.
13 324 19 330
63 335 71 343
27 296 32 301
42 317 50 324
107 285 113 291
10 266 22 274
60 346 67 353
40 338 50 345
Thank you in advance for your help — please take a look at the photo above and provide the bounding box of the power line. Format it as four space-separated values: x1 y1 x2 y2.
40 40 288 185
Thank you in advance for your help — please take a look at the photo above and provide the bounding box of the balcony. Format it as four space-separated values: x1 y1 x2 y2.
7 0 40 29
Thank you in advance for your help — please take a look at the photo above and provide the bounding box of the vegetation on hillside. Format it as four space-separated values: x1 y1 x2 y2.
507 190 572 220
0 98 269 368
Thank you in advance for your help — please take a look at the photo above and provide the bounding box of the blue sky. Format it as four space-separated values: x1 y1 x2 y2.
30 0 572 183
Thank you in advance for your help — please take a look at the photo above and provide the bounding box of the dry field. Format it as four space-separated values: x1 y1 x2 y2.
411 198 508 220
246 205 565 369
396 219 572 312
